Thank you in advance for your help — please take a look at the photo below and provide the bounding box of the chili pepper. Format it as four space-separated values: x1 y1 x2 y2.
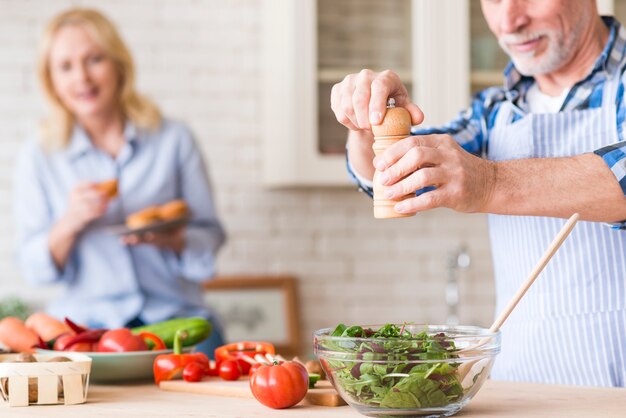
64 317 88 334
63 328 107 350
153 329 210 385
33 335 50 350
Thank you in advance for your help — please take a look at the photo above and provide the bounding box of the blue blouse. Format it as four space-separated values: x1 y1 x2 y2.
13 119 226 328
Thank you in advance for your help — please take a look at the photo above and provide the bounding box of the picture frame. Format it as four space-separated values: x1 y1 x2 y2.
203 275 300 356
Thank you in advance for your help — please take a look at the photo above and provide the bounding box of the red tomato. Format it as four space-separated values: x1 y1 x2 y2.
250 361 308 409
97 329 148 352
183 362 204 382
66 342 95 352
218 359 241 381
206 359 219 376
248 362 263 376
236 359 251 375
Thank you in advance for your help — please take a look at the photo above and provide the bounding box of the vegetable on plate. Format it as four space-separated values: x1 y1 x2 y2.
0 317 40 353
24 312 71 341
97 328 165 352
132 317 211 349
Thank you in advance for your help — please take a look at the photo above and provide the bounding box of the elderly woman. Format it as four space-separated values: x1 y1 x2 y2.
13 8 226 353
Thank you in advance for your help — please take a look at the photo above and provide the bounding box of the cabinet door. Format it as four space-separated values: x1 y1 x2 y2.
468 1 509 94
411 0 469 126
614 0 626 20
262 0 415 187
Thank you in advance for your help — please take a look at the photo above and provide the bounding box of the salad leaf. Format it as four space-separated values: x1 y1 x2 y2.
321 323 465 410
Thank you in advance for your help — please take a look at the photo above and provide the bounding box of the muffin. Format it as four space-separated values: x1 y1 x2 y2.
95 179 118 199
158 199 189 220
126 206 161 229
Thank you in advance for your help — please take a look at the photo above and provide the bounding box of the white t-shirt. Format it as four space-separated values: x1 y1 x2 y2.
526 82 570 114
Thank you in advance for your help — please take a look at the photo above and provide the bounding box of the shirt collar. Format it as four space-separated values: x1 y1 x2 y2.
503 16 623 94
65 120 140 160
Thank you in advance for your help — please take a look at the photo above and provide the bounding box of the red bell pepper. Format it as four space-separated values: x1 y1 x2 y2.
153 330 210 385
140 331 166 351
214 341 275 375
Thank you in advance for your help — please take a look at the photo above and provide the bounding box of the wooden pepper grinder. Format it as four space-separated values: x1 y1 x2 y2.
371 98 415 219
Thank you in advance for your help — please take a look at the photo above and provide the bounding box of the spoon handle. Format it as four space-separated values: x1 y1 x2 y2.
489 212 580 333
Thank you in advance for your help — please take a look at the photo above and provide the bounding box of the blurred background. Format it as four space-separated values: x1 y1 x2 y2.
1 0 559 356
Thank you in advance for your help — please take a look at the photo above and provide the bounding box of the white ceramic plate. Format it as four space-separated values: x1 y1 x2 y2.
36 347 194 383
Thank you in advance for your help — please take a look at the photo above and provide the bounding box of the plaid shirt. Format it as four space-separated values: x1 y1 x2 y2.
348 16 626 228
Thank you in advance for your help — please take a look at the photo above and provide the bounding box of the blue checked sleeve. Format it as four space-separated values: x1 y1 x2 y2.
593 143 626 193
411 88 500 155
608 74 626 196
593 143 626 229
598 73 626 229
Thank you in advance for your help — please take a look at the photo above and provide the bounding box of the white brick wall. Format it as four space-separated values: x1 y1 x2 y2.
0 0 496 355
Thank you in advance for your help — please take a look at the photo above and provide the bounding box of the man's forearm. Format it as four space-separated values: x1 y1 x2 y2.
347 130 376 181
486 153 626 223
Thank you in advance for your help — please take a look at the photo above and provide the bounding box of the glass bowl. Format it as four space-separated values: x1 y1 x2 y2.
313 324 500 417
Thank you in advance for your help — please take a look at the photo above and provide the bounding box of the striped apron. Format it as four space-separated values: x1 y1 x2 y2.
487 80 626 387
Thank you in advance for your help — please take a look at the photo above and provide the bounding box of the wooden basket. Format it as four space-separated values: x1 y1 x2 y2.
0 352 91 407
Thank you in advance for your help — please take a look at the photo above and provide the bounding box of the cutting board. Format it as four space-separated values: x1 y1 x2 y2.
159 377 346 407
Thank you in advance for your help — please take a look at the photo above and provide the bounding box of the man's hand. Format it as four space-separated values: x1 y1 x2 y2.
331 69 425 181
374 134 497 214
330 69 423 132
122 226 186 255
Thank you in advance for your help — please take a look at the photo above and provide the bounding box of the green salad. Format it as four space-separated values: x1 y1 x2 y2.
322 323 464 409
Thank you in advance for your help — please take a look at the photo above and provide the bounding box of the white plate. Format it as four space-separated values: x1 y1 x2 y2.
36 347 194 383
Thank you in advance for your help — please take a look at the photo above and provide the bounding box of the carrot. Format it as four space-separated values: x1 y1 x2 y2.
25 312 72 341
0 316 40 352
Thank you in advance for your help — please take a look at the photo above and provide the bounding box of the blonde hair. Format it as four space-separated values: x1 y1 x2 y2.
37 8 161 149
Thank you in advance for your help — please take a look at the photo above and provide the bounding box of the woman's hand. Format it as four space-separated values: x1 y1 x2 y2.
122 226 186 255
330 69 424 132
49 182 111 269
61 182 110 235
375 134 497 214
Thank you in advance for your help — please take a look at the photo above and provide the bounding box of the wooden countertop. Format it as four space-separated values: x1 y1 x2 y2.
2 379 625 417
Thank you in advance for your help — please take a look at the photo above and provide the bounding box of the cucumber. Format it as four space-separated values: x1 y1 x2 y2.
308 373 321 389
131 317 212 348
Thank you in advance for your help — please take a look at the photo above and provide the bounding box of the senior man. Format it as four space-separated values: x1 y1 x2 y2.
332 0 626 387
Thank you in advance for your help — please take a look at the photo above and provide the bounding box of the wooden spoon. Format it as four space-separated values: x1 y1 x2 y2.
457 213 580 384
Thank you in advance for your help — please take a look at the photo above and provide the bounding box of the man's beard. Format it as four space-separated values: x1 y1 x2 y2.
497 18 587 76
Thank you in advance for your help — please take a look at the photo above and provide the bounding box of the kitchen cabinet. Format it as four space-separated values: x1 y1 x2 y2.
261 0 616 187
6 380 625 417
262 0 468 187
614 0 626 22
